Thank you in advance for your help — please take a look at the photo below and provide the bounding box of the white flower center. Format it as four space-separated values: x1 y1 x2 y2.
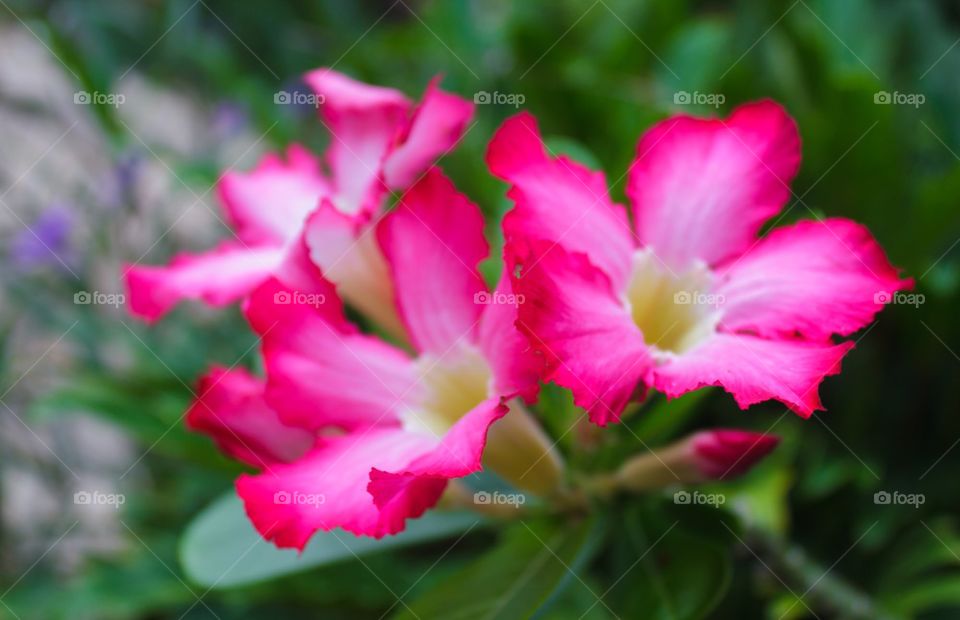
624 248 721 358
403 345 493 437
403 346 565 496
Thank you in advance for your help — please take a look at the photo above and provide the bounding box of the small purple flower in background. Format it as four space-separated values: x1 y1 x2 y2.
10 204 77 273
211 102 249 142
99 151 143 211
114 152 141 197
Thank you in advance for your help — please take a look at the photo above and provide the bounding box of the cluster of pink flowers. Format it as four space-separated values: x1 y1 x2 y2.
125 70 910 549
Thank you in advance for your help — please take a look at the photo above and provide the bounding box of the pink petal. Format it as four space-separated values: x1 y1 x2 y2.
651 333 854 417
124 243 285 322
508 239 651 426
627 100 801 270
272 230 345 298
382 77 474 189
369 398 508 514
488 112 635 289
304 68 410 217
716 218 913 340
245 280 415 431
377 168 488 354
476 276 541 403
303 202 405 339
236 429 440 547
306 68 411 111
185 366 314 469
217 145 330 246
235 375 507 547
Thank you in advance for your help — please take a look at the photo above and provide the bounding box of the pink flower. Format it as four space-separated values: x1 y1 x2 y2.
124 70 473 328
489 102 912 426
187 170 560 547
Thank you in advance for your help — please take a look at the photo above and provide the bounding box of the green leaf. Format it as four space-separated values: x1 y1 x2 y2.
876 519 960 616
1 534 193 620
661 18 733 94
535 382 582 453
721 465 793 536
29 374 182 437
544 136 603 169
881 575 960 617
179 492 485 588
629 389 710 445
395 516 605 620
611 501 732 620
877 519 960 589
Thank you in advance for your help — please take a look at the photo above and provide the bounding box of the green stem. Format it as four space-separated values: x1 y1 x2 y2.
748 527 894 620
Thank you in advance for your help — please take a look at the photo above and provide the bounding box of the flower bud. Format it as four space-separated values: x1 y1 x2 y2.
591 429 779 495
482 399 565 497
689 429 780 480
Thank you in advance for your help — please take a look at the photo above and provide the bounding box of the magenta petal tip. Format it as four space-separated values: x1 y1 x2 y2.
691 429 780 480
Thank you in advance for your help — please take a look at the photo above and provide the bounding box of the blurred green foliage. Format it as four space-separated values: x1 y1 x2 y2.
3 0 960 618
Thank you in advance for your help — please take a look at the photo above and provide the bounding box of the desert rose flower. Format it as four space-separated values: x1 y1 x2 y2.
490 102 912 425
124 70 472 332
188 170 562 547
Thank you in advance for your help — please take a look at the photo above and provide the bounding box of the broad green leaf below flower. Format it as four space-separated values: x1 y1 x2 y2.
179 492 486 588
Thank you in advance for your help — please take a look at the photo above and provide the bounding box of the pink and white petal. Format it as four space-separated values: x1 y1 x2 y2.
651 333 854 418
270 229 343 299
377 168 488 354
369 398 508 519
124 242 285 322
508 239 652 426
244 265 352 337
236 429 440 547
304 69 410 218
185 366 314 469
306 68 411 112
476 276 541 402
217 145 330 245
716 218 913 340
627 100 801 270
304 202 406 340
488 113 634 289
245 280 416 431
382 77 474 189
